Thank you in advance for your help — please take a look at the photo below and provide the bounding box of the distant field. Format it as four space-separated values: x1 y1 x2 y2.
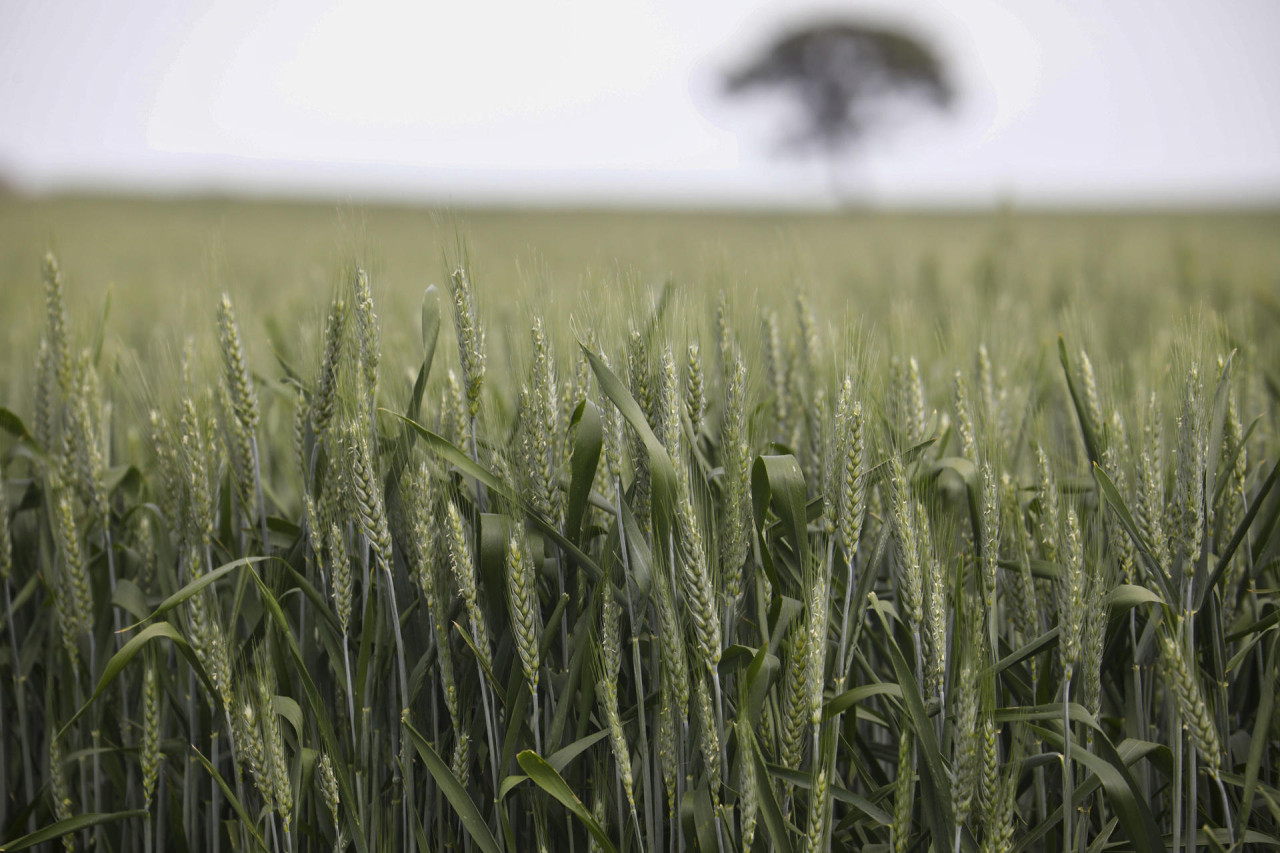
2 195 1278 388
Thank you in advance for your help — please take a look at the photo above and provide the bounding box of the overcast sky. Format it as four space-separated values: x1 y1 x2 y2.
2 0 1278 206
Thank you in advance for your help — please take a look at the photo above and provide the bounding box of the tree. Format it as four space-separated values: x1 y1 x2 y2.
723 20 953 201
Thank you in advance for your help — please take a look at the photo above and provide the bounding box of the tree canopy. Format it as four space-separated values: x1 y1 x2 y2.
724 20 953 156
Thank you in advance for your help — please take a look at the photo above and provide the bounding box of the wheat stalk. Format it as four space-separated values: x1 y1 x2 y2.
891 724 914 853
506 525 543 752
217 293 269 546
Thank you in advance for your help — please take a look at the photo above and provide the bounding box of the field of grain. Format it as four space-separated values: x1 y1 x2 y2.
0 195 1277 852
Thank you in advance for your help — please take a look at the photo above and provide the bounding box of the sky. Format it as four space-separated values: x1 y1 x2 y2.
2 0 1278 207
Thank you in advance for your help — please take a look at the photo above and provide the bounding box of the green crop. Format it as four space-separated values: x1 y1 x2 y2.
0 211 1278 852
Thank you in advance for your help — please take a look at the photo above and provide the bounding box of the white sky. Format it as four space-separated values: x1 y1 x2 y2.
2 0 1278 206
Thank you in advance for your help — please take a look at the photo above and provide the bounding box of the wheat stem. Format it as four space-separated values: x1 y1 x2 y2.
609 474 655 843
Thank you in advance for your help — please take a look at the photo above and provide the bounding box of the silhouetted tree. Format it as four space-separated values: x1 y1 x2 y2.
724 20 953 201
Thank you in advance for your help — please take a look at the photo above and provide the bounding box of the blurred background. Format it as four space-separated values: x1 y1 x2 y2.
4 0 1279 208
4 0 1280 379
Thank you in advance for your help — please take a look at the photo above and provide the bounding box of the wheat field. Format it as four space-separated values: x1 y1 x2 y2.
0 197 1278 852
